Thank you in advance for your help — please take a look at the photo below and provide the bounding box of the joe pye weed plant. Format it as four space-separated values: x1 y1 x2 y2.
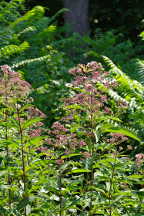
0 65 50 215
0 62 143 215
46 61 144 215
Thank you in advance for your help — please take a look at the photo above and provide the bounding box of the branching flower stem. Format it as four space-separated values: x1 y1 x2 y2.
89 90 95 214
16 103 27 216
108 150 117 216
57 168 63 216
4 73 11 209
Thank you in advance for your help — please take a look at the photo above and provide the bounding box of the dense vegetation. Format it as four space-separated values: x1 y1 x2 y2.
0 0 144 215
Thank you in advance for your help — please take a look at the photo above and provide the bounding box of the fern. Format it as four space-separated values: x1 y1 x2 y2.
0 41 29 58
17 26 37 36
101 56 144 139
0 0 24 25
11 54 51 68
103 56 144 97
108 88 129 105
135 59 144 84
11 5 45 28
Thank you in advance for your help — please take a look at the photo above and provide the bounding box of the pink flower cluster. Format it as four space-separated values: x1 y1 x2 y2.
66 62 114 114
135 153 144 166
0 65 31 97
0 65 49 160
29 128 42 137
28 107 46 119
52 121 68 132
47 61 130 160
108 133 128 144
27 107 46 139
48 119 87 150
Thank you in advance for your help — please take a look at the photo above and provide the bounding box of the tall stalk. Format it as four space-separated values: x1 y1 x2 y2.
3 73 12 209
58 169 62 216
88 90 95 215
107 151 117 216
16 103 27 216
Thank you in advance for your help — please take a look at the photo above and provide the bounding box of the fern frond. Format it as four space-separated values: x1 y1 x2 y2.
17 26 37 36
48 8 69 25
35 25 57 43
108 89 129 105
135 59 144 84
0 41 29 58
103 55 124 76
103 56 144 97
11 6 45 28
0 0 24 25
11 54 51 68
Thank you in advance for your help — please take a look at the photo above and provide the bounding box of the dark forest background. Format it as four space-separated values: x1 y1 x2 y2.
25 0 144 40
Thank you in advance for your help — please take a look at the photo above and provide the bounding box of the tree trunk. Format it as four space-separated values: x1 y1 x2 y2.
63 0 90 35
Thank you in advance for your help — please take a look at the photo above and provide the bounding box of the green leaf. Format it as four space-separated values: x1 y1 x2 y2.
61 153 82 159
101 125 140 142
88 186 106 195
0 170 7 176
22 117 42 129
27 136 46 147
67 169 91 174
127 174 144 179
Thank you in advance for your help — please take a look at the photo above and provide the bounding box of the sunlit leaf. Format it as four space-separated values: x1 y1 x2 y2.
101 125 140 142
61 153 82 159
67 169 91 174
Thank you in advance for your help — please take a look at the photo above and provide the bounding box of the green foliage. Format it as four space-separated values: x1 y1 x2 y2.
0 62 144 215
0 65 47 215
0 2 144 214
0 0 24 26
0 1 72 123
42 62 144 215
1 0 144 125
0 41 29 58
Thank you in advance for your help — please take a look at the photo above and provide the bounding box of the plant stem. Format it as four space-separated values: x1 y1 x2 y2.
16 104 27 216
4 75 11 209
108 151 117 216
5 110 12 208
59 172 62 216
89 91 95 215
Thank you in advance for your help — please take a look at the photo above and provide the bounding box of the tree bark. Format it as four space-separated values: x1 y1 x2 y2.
63 0 90 35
